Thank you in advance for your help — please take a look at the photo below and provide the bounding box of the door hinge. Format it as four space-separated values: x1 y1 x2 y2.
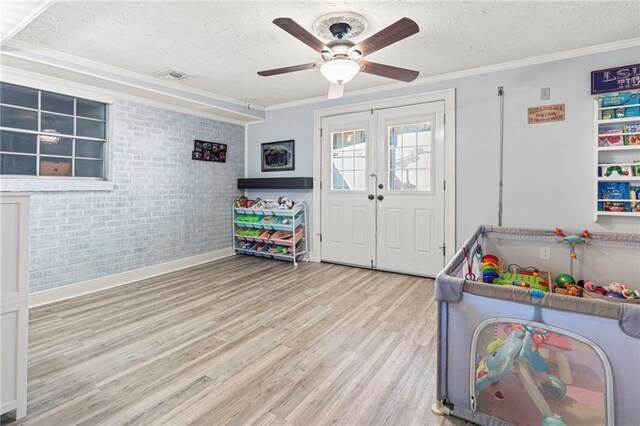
443 180 446 191
439 243 446 257
444 113 446 125
320 181 323 190
371 259 374 268
319 234 322 242
319 128 323 137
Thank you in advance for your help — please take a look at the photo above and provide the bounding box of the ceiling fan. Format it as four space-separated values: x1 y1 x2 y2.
257 15 420 99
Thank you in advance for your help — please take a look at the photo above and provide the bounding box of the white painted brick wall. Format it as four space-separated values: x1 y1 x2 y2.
28 100 244 293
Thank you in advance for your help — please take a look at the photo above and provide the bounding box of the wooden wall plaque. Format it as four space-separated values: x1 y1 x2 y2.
528 104 565 124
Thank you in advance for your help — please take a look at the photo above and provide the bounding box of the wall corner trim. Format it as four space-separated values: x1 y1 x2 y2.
28 247 233 308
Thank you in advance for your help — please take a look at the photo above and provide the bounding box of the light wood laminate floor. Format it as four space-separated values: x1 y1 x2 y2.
15 256 468 426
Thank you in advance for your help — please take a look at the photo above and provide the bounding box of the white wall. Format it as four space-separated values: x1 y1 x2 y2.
247 46 640 254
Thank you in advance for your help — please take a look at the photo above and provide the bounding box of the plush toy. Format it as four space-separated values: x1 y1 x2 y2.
277 196 295 210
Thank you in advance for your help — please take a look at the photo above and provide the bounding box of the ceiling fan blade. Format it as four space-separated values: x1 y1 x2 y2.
273 18 330 53
328 82 344 99
353 18 419 57
257 62 321 77
358 60 419 82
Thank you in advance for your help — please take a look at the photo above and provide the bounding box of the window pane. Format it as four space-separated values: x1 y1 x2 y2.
1 106 38 130
416 169 431 191
40 156 72 176
332 132 343 150
75 139 104 159
331 156 344 190
76 118 105 139
40 136 72 156
0 83 37 109
77 98 105 120
343 131 355 149
390 169 418 191
416 150 431 169
41 91 74 115
0 154 36 175
41 112 74 135
353 170 366 191
75 159 103 178
0 131 37 154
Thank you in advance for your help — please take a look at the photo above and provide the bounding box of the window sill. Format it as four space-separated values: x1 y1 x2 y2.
0 178 114 192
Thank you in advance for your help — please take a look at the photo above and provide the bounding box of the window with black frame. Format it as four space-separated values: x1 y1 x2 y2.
0 82 107 178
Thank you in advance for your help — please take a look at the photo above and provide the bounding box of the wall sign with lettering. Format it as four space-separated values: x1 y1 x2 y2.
591 64 640 94
528 104 565 124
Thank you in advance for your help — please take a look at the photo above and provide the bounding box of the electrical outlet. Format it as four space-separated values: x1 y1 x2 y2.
540 247 551 260
541 87 551 101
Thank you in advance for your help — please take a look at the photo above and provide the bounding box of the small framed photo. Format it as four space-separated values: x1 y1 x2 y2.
193 140 227 163
261 140 294 172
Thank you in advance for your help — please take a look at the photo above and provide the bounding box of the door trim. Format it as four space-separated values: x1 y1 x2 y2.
312 89 456 270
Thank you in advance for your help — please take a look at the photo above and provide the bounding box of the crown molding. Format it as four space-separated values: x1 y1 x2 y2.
1 40 266 123
4 39 266 112
265 37 640 112
0 66 262 126
1 0 57 45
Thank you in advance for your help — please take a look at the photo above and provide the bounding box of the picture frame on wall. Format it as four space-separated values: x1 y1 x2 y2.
192 139 227 163
261 140 295 172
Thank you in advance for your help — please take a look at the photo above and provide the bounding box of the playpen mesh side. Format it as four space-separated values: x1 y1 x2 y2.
471 319 612 426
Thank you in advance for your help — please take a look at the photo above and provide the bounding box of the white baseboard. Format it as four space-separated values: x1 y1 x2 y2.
28 247 233 308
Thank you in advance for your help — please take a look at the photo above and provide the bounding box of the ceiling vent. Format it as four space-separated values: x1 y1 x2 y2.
152 68 191 81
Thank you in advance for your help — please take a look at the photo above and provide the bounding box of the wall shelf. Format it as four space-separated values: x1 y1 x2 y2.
593 92 640 220
237 177 313 190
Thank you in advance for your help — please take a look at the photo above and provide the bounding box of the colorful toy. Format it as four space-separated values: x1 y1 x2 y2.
555 273 576 288
494 272 550 292
554 228 591 260
277 196 295 210
475 326 567 426
481 254 502 283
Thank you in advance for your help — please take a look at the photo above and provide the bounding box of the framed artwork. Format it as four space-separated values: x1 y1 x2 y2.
192 140 227 163
261 140 295 172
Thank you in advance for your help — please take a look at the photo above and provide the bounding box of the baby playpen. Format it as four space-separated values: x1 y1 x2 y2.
435 226 640 426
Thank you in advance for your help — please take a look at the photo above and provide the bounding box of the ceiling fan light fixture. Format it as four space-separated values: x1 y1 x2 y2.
320 59 360 84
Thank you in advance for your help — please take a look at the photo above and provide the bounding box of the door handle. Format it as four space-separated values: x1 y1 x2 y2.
368 194 375 200
378 184 384 189
377 195 384 201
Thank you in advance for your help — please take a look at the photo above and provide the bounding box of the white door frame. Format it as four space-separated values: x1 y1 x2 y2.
312 88 456 269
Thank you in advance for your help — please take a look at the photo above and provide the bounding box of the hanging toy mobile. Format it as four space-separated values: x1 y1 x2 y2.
554 228 591 260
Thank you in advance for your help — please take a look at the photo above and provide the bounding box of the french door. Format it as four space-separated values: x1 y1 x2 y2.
320 101 446 276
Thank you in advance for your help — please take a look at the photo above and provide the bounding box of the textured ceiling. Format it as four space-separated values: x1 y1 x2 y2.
10 1 640 107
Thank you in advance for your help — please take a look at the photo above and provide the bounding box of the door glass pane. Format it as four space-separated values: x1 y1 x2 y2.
41 91 74 115
0 154 36 175
40 137 73 156
353 170 366 191
75 159 104 178
0 83 38 109
331 129 365 190
416 169 431 191
77 98 106 120
1 106 38 130
77 118 105 139
388 122 431 192
0 131 37 154
75 139 104 159
40 156 72 176
41 112 74 135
